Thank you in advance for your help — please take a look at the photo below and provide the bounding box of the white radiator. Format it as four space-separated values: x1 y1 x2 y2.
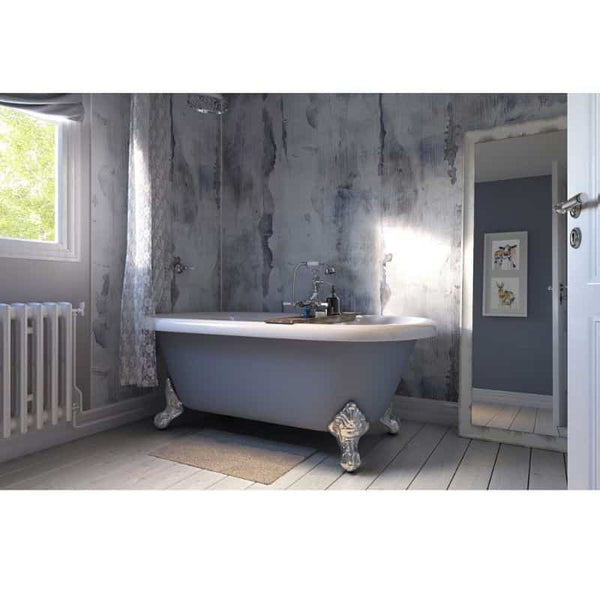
0 302 84 439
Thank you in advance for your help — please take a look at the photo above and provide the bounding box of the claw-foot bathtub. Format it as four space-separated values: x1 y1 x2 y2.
148 313 436 472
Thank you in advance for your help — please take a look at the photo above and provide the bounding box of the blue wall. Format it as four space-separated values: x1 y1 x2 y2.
473 175 553 395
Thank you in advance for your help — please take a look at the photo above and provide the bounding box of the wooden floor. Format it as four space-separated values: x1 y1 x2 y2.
471 402 565 437
0 415 568 490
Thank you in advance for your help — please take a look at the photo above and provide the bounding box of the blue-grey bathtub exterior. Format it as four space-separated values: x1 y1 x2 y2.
157 332 415 432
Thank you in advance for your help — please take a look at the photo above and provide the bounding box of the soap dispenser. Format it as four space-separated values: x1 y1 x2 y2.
327 286 341 316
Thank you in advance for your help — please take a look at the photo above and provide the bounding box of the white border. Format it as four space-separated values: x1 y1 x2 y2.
459 116 567 452
567 94 600 489
149 312 437 343
0 106 88 262
482 231 528 317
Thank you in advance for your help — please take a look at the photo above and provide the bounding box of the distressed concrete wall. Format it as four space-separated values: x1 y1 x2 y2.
90 94 221 406
169 94 222 313
220 94 567 402
90 94 133 406
88 93 567 406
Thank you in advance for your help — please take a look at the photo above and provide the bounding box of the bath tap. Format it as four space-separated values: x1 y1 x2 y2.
308 271 335 301
283 261 336 315
296 270 330 315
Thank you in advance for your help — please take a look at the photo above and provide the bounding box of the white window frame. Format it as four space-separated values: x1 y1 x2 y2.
0 108 85 262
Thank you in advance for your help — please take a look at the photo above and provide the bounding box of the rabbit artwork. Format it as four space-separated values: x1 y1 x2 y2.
496 281 516 306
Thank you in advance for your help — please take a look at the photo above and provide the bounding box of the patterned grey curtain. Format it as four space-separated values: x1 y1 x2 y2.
119 94 172 388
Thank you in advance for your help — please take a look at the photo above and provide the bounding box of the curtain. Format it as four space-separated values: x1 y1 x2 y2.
119 94 172 388
0 93 84 121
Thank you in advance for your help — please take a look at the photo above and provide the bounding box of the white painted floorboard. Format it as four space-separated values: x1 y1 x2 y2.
329 421 424 490
208 475 254 490
409 429 470 490
0 419 568 491
123 459 201 490
471 404 499 427
448 439 500 490
368 424 447 490
167 468 227 490
528 449 567 490
288 455 345 490
488 444 531 490
12 453 161 490
471 403 560 437
486 405 520 431
5 427 192 490
510 407 537 433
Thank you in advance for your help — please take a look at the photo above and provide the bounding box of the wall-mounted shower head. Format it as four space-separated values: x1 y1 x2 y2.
187 93 228 115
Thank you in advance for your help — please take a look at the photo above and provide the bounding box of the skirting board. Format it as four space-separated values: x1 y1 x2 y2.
472 388 552 409
392 395 458 427
0 391 163 465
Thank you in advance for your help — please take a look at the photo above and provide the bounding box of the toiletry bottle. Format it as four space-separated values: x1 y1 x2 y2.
327 286 341 316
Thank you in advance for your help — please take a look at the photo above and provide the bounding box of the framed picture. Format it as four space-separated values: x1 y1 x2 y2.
482 231 528 317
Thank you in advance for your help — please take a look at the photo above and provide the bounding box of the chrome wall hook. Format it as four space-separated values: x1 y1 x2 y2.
172 256 195 275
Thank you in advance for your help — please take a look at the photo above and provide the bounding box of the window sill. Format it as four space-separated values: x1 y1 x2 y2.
0 238 80 262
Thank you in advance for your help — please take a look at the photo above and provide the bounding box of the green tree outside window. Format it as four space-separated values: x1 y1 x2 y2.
0 106 57 242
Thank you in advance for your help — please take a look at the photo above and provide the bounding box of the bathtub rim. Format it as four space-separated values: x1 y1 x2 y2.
147 312 436 343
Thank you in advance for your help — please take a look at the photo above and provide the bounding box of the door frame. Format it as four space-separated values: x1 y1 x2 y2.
551 159 568 428
458 115 567 452
567 94 600 489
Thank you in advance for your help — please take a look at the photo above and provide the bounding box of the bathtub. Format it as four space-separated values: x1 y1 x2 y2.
148 312 436 472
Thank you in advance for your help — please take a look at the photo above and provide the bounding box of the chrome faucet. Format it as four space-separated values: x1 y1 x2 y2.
283 261 336 315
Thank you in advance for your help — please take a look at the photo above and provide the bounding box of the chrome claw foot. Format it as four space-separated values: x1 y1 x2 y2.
380 405 400 435
153 378 184 430
328 401 370 472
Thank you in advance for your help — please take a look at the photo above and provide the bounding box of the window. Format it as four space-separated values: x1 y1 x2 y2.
0 105 82 261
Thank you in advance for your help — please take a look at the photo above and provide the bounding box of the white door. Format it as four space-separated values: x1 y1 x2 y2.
567 94 600 489
552 160 568 427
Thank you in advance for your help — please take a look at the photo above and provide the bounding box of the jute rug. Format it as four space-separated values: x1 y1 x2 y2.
152 429 316 485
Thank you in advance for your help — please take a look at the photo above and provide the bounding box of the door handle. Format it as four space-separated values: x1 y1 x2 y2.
554 193 588 217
